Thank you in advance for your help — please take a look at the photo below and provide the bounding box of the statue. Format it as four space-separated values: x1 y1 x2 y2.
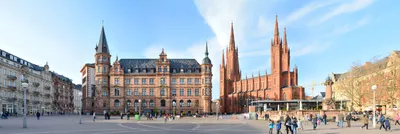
322 76 336 110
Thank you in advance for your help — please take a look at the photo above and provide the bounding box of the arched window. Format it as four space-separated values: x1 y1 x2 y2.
179 100 184 107
127 100 131 107
114 100 120 107
142 100 147 107
115 68 119 73
266 95 269 100
187 100 192 107
103 90 107 96
103 66 107 73
160 88 165 96
149 100 155 107
103 101 107 107
172 100 176 107
195 100 199 107
163 66 167 72
161 100 166 107
283 92 287 101
158 66 162 72
134 100 139 107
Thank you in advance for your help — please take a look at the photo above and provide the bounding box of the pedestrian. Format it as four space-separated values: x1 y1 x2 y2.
338 112 344 128
93 112 96 122
276 120 282 134
304 114 308 125
317 118 320 125
36 112 41 120
284 115 292 134
164 114 168 123
346 113 352 127
395 113 400 125
291 116 298 134
379 114 386 130
269 119 275 134
385 117 391 131
323 113 327 125
361 114 369 130
312 114 318 130
297 118 303 130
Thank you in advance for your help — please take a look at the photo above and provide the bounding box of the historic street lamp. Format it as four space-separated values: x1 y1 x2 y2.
78 92 82 124
216 102 219 120
372 85 377 128
138 99 142 116
21 77 29 128
172 101 176 116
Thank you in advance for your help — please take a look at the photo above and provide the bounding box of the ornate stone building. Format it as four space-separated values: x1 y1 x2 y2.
51 72 74 114
220 16 305 113
0 49 54 115
84 26 213 115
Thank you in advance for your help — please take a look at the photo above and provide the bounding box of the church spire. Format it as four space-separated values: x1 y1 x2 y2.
274 15 280 43
283 26 288 51
96 25 110 54
221 50 225 66
229 22 235 50
205 42 209 57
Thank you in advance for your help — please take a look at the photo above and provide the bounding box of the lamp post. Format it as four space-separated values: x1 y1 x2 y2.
78 92 82 124
216 102 219 120
21 78 29 128
172 101 176 116
138 99 142 116
372 85 377 128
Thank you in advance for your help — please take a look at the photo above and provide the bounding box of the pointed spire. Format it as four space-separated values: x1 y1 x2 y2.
115 55 119 62
283 26 288 51
274 15 280 43
45 61 48 66
96 25 110 54
160 48 166 56
221 50 225 66
229 22 235 50
205 42 209 57
258 70 261 77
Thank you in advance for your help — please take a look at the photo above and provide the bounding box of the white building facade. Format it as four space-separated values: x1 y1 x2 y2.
80 64 95 113
73 84 82 114
0 49 54 115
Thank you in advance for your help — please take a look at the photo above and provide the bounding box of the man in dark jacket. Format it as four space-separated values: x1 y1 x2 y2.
285 115 292 134
323 113 327 125
379 114 386 130
346 113 352 127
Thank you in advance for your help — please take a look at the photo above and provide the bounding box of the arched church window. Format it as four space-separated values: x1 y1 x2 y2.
283 93 287 101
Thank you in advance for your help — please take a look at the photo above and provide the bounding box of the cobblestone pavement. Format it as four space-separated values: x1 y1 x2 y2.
1 115 400 134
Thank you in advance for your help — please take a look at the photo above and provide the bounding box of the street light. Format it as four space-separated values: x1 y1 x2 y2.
372 85 377 128
216 102 219 120
21 77 29 129
172 101 176 116
78 92 82 124
138 99 142 116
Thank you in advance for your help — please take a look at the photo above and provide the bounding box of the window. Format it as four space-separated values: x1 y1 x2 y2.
172 89 176 96
173 69 176 73
187 100 192 107
142 78 147 84
179 100 184 107
283 92 286 101
195 88 199 96
195 78 200 84
102 57 106 62
180 78 184 84
125 79 131 84
161 58 164 62
103 90 107 96
103 66 107 73
135 69 139 73
127 89 131 96
115 68 119 73
163 66 168 72
127 100 131 107
149 100 155 107
142 100 147 107
187 89 192 96
187 78 192 84
103 79 107 85
142 88 146 96
114 100 120 107
98 79 101 84
158 66 162 72
205 78 210 84
150 78 154 85
160 78 165 84
134 100 139 107
127 69 131 73
161 100 166 107
114 88 120 96
195 100 199 107
142 69 146 73
114 78 119 84
160 88 165 96
134 78 139 85
150 88 154 96
172 78 176 84
97 67 100 73
134 89 139 96
103 101 107 107
180 88 184 96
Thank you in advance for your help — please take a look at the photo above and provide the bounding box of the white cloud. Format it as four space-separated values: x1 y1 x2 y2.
291 42 332 57
286 0 341 23
331 15 370 35
311 0 374 25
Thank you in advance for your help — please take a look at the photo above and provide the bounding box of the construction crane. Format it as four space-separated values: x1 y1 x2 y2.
303 80 325 97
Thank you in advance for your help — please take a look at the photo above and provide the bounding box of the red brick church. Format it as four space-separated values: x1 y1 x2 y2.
219 16 305 113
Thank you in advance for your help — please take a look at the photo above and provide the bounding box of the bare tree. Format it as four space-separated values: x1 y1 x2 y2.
381 61 400 109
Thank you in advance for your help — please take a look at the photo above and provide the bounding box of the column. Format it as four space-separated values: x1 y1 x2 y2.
286 103 289 111
299 101 303 110
0 98 2 113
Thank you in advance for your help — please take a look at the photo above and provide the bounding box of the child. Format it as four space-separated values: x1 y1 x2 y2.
297 119 303 130
317 118 321 125
385 118 391 131
276 120 282 134
269 120 275 134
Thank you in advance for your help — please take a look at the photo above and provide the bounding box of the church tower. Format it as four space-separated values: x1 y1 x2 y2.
94 25 111 113
201 42 213 113
270 15 283 100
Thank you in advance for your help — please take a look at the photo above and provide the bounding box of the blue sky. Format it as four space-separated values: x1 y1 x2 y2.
1 0 399 100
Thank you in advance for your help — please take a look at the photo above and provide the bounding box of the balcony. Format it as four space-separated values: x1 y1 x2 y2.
44 102 51 105
7 85 17 91
45 94 51 98
32 91 40 96
33 82 40 87
44 86 51 90
7 75 17 80
32 100 40 104
6 97 17 102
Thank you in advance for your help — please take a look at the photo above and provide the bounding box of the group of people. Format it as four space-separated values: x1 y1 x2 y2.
268 115 303 134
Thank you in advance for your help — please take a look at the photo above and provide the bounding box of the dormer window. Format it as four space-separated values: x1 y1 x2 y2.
180 68 184 73
142 69 146 73
163 66 167 72
173 69 176 73
127 69 131 73
158 66 162 72
115 68 119 73
188 69 191 73
135 69 139 73
196 69 199 73
162 58 165 62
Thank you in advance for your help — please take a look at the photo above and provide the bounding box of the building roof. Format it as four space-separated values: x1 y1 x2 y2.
202 42 212 64
0 49 45 71
312 92 325 100
118 59 201 73
95 26 110 54
51 71 72 83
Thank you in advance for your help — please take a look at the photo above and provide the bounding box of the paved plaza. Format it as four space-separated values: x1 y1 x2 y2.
1 115 400 134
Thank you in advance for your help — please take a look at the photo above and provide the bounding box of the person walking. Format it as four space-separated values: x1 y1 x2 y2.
268 120 275 134
338 112 344 128
297 118 303 131
346 113 352 127
284 115 292 134
379 113 386 130
323 113 327 125
361 114 369 130
384 117 391 131
291 116 298 134
312 114 318 130
93 112 96 122
304 114 308 125
395 113 400 125
276 120 282 134
36 112 41 120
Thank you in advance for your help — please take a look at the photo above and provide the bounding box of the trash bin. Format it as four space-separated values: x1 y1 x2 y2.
135 114 140 120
